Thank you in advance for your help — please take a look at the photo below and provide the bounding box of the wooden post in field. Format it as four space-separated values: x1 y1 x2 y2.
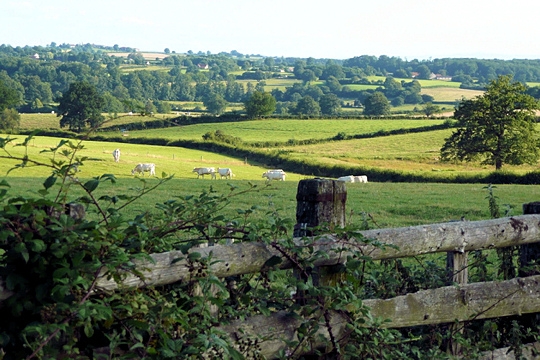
294 179 347 292
446 218 468 356
520 202 540 277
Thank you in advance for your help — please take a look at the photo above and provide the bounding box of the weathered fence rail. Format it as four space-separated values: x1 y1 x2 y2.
94 213 540 291
2 179 540 359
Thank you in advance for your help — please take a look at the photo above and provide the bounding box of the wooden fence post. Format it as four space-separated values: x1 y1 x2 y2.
294 179 347 288
446 218 468 356
520 202 540 277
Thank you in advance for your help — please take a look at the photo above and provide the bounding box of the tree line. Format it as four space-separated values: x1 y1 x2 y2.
3 43 540 124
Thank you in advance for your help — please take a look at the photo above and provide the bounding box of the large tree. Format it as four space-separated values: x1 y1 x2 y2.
0 108 20 131
57 81 105 132
441 75 540 170
0 80 20 111
244 91 276 118
294 95 320 116
319 93 341 115
203 93 227 115
363 91 390 116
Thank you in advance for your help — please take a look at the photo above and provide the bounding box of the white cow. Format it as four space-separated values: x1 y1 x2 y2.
337 175 355 183
131 163 156 176
262 170 286 181
112 148 120 163
354 175 368 183
217 167 233 179
193 167 216 179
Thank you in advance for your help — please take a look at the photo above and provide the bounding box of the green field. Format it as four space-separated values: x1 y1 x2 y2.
98 119 446 142
2 174 538 229
19 113 178 130
420 87 484 102
5 113 540 230
0 134 304 181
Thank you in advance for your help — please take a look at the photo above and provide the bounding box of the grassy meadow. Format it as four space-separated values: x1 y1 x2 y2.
0 134 298 181
98 118 447 142
2 173 539 230
420 87 484 102
6 112 540 230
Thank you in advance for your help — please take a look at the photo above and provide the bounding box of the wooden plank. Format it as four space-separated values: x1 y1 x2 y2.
3 214 540 298
219 275 540 359
94 214 540 291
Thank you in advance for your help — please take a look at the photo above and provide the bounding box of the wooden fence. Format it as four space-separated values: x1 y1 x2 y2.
2 179 540 358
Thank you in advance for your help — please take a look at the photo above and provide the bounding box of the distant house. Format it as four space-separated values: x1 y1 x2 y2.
197 63 209 69
411 72 419 78
31 53 39 59
434 74 452 80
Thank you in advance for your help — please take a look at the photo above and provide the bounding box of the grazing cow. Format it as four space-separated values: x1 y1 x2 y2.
112 148 121 163
193 167 216 179
262 170 286 181
354 175 368 183
217 167 233 179
131 163 156 176
337 175 355 183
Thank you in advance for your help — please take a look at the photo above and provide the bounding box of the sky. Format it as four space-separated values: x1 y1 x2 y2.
2 0 540 61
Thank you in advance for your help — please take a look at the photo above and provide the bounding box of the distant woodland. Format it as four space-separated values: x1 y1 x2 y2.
2 42 540 116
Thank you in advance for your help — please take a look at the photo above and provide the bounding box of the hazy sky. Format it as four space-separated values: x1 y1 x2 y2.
2 0 540 60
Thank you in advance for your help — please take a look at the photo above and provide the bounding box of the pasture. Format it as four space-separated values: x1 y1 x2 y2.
420 87 484 102
279 128 540 176
9 116 540 228
0 134 300 181
98 119 447 142
19 113 177 130
2 174 540 230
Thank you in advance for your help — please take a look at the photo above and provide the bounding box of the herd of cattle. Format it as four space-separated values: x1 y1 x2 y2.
110 149 368 183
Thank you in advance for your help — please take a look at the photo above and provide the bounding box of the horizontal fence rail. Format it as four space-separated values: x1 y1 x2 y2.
98 214 540 291
2 214 540 298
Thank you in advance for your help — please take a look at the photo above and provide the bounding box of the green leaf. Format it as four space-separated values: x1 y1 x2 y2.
83 179 100 192
188 252 201 261
27 239 46 253
14 242 29 263
43 175 57 190
53 267 70 279
84 322 94 338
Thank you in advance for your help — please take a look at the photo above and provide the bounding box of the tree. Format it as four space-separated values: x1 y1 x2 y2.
57 81 105 132
326 76 342 93
363 92 390 116
294 95 321 116
244 91 276 118
0 80 20 111
0 108 20 131
300 69 317 83
203 93 227 115
416 64 432 79
319 94 341 115
422 102 440 117
441 75 540 170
